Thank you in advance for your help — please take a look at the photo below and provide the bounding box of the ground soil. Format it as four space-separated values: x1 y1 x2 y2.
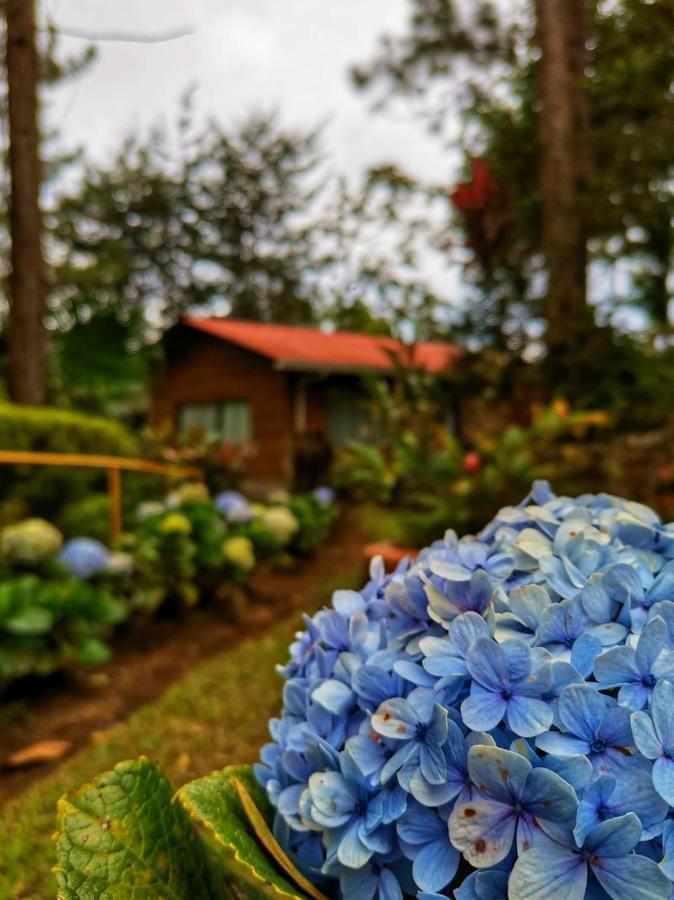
0 515 366 805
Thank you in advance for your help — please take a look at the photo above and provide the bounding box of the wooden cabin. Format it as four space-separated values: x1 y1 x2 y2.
152 317 461 486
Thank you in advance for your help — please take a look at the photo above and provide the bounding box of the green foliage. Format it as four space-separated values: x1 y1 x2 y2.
335 402 613 542
59 494 110 543
51 112 322 337
0 484 336 686
131 511 199 610
55 761 310 900
287 494 338 556
0 587 358 898
54 758 220 899
0 403 138 524
0 575 125 681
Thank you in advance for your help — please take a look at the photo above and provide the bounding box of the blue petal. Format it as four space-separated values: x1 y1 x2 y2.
570 633 603 678
594 646 639 686
636 616 667 675
461 686 507 732
631 711 662 759
420 738 447 785
397 802 445 845
455 870 509 900
346 734 387 779
508 846 587 900
506 695 553 738
535 732 590 757
651 680 674 746
372 698 418 740
584 812 642 857
466 639 509 692
380 741 418 784
340 864 377 900
378 868 403 900
413 838 459 893
652 755 674 805
558 684 612 742
337 818 374 868
312 679 354 715
590 853 671 900
522 766 578 823
466 745 531 804
448 798 516 868
448 611 492 655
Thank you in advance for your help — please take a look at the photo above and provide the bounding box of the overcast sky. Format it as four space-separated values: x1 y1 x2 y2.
48 0 452 185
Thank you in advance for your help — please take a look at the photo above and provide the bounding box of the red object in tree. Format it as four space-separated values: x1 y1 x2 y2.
450 160 512 276
462 451 482 473
450 161 496 213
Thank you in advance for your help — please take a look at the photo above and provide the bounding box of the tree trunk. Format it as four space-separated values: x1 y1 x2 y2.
535 0 590 365
5 0 47 405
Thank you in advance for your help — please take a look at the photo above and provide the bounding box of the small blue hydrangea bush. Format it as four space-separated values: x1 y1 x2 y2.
254 482 674 900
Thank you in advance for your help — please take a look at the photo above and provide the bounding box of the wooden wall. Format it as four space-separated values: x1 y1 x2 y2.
152 328 294 482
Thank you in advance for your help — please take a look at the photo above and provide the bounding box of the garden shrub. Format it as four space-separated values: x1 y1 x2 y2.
0 404 138 524
59 494 111 542
0 575 126 681
56 483 674 899
0 485 337 687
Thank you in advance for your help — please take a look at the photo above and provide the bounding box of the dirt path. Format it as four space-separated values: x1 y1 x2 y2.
0 515 367 805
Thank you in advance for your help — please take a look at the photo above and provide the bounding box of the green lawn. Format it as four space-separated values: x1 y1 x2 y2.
0 568 361 899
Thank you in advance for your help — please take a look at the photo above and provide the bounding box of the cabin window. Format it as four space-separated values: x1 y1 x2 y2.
327 387 380 445
178 400 252 445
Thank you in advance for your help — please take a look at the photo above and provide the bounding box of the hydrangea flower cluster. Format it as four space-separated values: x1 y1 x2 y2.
0 517 63 565
255 482 674 899
59 537 110 579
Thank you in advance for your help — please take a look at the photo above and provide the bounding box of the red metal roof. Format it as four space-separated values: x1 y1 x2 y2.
182 317 460 374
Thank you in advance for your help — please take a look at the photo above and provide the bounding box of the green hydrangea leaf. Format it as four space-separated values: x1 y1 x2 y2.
5 606 54 635
177 764 315 900
54 756 220 899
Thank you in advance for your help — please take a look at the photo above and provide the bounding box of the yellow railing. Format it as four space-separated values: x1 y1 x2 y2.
0 450 204 541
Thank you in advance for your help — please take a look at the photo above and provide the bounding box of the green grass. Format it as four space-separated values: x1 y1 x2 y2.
0 568 361 899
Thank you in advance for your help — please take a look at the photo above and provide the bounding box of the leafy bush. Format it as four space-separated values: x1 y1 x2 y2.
0 404 138 523
0 484 338 686
334 402 613 543
59 494 111 542
0 575 126 681
288 492 339 555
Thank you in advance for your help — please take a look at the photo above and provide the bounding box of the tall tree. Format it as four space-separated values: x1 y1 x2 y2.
354 0 674 351
5 0 46 404
535 0 591 364
52 112 324 338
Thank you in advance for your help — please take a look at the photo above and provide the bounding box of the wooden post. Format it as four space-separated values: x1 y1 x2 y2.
107 467 122 543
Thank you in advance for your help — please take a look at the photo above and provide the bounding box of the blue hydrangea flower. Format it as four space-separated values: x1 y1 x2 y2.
535 684 635 774
594 615 674 709
59 538 110 579
448 746 577 867
256 485 674 899
313 486 335 506
461 638 553 737
372 692 448 785
573 772 667 844
397 801 458 893
508 813 670 900
213 490 252 522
